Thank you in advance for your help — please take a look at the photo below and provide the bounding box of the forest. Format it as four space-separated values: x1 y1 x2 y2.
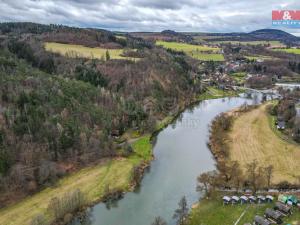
0 22 204 206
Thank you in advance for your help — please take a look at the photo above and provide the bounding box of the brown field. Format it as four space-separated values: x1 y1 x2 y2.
228 104 300 184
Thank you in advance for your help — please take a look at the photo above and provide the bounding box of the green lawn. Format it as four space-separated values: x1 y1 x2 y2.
44 42 138 60
156 41 224 61
189 197 300 225
197 87 239 101
245 55 276 61
272 48 300 55
230 72 247 83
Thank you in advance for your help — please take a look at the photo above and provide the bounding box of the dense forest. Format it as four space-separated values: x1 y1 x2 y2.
0 22 203 206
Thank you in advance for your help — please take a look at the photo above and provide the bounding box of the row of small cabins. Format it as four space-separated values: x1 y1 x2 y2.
222 195 274 205
252 202 293 225
223 194 299 225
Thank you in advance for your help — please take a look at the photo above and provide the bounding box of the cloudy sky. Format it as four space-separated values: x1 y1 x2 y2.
1 0 300 34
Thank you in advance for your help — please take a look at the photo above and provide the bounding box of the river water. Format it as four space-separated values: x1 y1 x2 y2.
71 94 263 225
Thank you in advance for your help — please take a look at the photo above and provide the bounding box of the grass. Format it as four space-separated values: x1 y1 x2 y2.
189 196 300 225
227 103 300 184
245 55 276 61
156 41 224 61
0 135 152 225
197 87 239 101
44 42 137 60
230 72 247 83
211 40 285 47
273 48 300 55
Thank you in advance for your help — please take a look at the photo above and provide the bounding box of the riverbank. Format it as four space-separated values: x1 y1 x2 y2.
0 86 241 225
209 102 300 185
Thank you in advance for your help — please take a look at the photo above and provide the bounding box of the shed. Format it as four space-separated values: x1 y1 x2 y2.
231 196 240 204
274 202 292 215
278 194 288 204
257 195 266 204
265 208 283 224
266 195 274 203
223 196 231 205
287 195 298 205
249 196 257 203
277 121 285 130
240 196 248 204
254 215 272 225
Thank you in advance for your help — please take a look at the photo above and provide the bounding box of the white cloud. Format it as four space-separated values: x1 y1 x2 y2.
0 0 300 33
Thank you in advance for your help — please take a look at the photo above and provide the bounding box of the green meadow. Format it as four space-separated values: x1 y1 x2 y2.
273 48 300 54
189 197 300 225
211 40 284 47
156 41 224 61
44 42 137 60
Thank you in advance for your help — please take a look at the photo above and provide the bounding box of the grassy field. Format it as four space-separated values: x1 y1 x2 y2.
156 41 224 61
189 197 300 225
44 42 137 60
245 55 276 61
0 135 152 225
228 103 300 184
273 48 300 55
229 72 247 84
211 40 284 47
197 87 240 101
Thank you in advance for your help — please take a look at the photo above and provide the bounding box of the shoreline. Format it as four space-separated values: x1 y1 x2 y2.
0 87 241 225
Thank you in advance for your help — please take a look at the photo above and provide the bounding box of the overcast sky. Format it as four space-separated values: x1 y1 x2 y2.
1 0 300 35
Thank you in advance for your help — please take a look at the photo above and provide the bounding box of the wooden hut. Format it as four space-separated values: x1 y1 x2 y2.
223 196 231 205
274 202 292 215
231 196 240 204
249 196 257 203
257 195 266 204
240 196 248 204
266 195 274 203
265 208 283 224
254 215 273 225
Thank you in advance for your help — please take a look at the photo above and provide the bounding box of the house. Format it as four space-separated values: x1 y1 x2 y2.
274 202 292 215
266 195 274 203
223 196 231 205
265 208 283 224
240 196 249 204
254 215 273 225
277 121 286 130
249 196 257 203
231 196 240 204
257 195 266 204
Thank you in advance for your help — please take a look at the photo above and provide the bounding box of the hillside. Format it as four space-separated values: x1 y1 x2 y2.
0 22 203 207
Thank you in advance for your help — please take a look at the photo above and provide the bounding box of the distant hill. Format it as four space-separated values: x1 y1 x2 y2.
248 29 300 43
197 29 300 45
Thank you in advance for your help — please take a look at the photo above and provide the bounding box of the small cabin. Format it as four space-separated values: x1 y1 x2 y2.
274 202 292 215
249 196 257 203
240 196 248 204
222 196 231 205
277 121 285 130
278 194 288 204
254 215 273 225
266 195 274 203
231 196 240 204
257 195 266 204
265 208 283 224
287 195 298 205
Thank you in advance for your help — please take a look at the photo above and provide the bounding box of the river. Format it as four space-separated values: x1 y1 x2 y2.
71 94 264 225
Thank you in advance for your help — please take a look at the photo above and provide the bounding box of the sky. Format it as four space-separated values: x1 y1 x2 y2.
1 0 300 35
